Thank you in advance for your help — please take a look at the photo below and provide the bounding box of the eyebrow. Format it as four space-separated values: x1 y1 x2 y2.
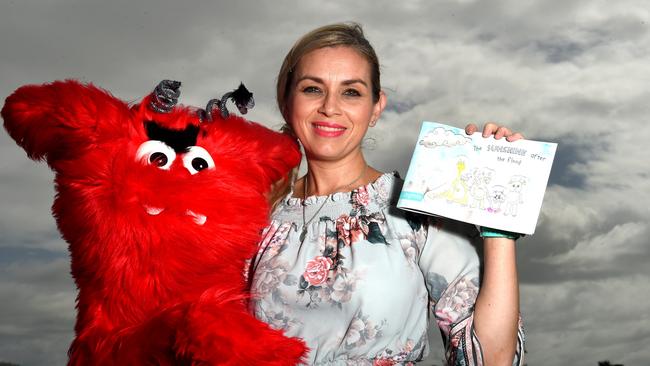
145 121 199 153
296 75 368 88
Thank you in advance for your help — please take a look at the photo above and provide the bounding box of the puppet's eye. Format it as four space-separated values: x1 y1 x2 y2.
135 140 176 170
182 146 215 175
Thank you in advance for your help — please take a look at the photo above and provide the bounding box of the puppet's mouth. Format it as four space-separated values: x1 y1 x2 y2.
144 206 164 215
186 210 207 225
143 205 207 226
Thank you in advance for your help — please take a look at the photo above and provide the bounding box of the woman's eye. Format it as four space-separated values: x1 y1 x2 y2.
302 86 321 94
343 88 361 97
135 140 176 170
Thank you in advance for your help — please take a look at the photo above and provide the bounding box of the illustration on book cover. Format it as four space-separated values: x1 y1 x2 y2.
398 122 557 235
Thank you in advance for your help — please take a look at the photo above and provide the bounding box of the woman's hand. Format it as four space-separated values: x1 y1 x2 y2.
465 122 524 142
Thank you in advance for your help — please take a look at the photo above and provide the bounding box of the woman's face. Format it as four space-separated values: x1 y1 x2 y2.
287 46 385 164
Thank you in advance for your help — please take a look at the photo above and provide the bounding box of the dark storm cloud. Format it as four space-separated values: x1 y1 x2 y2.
534 39 587 63
383 98 419 114
545 135 607 189
1 1 650 365
0 257 74 366
0 241 66 267
0 0 304 106
519 195 649 281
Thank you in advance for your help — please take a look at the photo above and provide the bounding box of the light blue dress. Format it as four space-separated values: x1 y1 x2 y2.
249 172 525 365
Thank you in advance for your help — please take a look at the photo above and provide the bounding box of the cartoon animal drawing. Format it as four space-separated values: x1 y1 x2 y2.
504 175 528 217
468 167 495 210
436 158 469 205
487 185 506 213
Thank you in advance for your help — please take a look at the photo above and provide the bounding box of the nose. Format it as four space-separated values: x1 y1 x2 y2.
318 92 340 116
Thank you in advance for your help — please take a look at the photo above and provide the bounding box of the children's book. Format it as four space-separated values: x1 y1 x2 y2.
397 121 557 235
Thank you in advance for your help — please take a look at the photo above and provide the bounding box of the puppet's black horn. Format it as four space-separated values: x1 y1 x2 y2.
200 94 231 122
218 92 233 119
150 80 181 113
200 98 221 122
199 83 254 122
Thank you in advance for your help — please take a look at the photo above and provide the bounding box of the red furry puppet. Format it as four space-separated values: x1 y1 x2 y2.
2 79 306 365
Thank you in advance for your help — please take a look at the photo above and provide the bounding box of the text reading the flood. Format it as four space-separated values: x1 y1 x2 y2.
474 144 527 165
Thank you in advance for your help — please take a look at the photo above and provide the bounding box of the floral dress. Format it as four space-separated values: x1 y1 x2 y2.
249 172 525 365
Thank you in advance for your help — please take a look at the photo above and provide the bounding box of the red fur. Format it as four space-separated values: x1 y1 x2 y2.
2 80 306 365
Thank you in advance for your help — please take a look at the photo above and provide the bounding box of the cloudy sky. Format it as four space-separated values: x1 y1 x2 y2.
1 0 649 365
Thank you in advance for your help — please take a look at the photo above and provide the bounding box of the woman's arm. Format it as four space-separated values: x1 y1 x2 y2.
467 122 524 365
473 237 520 365
418 216 524 365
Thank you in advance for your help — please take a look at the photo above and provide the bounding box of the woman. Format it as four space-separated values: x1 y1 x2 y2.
249 23 525 365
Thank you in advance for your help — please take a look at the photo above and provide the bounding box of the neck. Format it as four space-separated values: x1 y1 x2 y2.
301 153 378 197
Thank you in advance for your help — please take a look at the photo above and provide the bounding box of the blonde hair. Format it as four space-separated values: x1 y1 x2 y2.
276 22 382 121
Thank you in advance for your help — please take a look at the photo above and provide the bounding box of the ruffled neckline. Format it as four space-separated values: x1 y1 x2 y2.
284 171 397 207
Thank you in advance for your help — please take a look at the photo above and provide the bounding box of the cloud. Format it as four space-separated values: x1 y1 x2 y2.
1 0 649 365
541 221 649 269
0 258 75 366
521 275 650 366
545 135 603 189
418 127 472 148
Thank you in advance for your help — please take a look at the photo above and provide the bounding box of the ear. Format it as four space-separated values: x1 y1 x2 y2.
369 90 387 127
2 80 130 163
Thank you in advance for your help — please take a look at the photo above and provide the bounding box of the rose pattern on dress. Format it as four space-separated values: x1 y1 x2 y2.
253 305 303 333
373 175 392 203
373 330 427 366
336 212 388 248
353 185 371 207
251 173 525 365
336 214 367 247
250 221 295 304
253 257 292 299
303 256 333 286
298 263 363 309
329 271 358 304
343 310 386 350
296 203 388 309
251 222 291 297
396 228 424 268
373 360 397 366
256 221 293 259
258 221 280 252
434 275 480 334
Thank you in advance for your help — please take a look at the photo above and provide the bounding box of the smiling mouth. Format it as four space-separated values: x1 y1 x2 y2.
142 205 207 226
314 124 345 132
312 122 347 137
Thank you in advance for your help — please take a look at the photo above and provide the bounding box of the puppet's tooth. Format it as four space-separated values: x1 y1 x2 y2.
144 205 165 215
186 210 207 225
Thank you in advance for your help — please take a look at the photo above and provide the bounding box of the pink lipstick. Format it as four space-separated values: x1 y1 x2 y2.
312 121 347 137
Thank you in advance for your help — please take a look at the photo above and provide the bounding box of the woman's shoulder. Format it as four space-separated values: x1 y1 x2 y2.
368 170 403 206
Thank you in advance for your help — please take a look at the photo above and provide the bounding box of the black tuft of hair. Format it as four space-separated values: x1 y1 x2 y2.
145 121 199 152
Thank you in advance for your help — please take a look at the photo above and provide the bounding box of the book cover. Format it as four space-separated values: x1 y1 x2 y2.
397 121 557 235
